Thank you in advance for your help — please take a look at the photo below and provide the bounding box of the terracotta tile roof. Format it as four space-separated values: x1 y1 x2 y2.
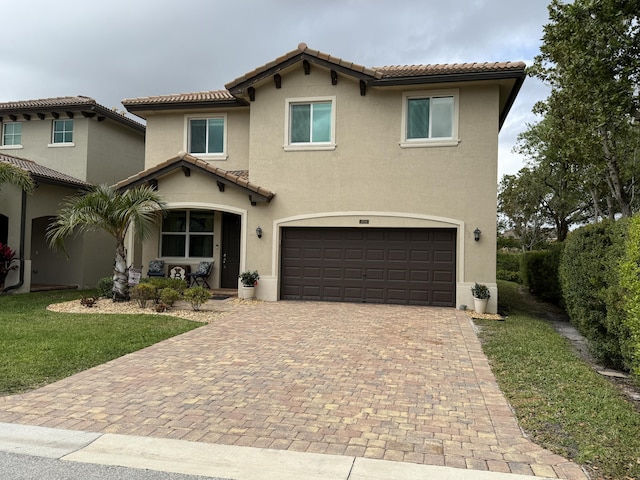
374 61 527 78
115 153 274 203
122 90 236 106
225 42 382 90
0 96 145 132
0 95 97 110
0 153 89 188
122 44 525 110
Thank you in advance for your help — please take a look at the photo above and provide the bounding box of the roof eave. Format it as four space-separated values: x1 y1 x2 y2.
123 98 248 116
370 69 526 86
0 101 145 134
226 52 379 95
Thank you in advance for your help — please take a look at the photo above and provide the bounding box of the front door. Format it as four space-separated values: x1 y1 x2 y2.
220 212 241 288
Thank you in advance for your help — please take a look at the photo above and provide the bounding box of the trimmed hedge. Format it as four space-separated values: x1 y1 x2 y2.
520 244 564 306
618 216 640 377
497 252 521 283
559 219 637 373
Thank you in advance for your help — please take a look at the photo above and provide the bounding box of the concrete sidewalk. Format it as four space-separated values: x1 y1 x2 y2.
0 422 556 480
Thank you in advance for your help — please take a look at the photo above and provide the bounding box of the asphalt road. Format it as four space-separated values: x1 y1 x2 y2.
0 451 231 480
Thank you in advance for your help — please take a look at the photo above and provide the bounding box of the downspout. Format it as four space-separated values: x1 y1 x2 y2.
3 189 27 293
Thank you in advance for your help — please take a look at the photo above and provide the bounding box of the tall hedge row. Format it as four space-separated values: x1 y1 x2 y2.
520 244 564 306
559 219 640 375
618 216 640 376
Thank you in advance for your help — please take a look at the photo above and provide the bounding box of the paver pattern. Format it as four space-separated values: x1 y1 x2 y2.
0 301 587 479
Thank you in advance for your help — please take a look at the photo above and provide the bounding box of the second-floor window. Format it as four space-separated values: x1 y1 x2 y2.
401 90 459 147
2 122 22 146
161 210 214 258
52 119 73 144
188 117 225 155
285 97 336 150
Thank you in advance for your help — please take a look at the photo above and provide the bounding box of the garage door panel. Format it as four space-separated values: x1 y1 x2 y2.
280 227 455 306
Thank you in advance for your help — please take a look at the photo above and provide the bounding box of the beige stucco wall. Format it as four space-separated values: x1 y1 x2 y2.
144 109 250 170
138 64 501 312
0 183 114 293
0 116 90 181
86 120 145 185
0 115 144 185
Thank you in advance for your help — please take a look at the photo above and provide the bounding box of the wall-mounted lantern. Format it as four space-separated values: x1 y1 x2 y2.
474 228 481 242
256 226 263 239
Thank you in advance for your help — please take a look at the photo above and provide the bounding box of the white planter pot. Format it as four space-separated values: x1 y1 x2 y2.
239 285 255 300
473 297 488 314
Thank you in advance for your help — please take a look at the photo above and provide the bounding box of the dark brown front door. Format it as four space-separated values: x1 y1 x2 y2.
220 212 241 288
280 227 456 306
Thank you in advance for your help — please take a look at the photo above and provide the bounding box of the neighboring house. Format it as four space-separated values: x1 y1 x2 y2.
120 43 525 312
0 96 146 293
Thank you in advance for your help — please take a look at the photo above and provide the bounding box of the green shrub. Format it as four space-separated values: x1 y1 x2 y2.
159 288 181 307
618 215 640 376
497 252 521 283
96 277 114 298
520 243 564 306
183 286 210 311
130 283 156 308
559 220 629 370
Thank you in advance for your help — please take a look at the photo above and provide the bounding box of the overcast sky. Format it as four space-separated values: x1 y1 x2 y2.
1 0 552 179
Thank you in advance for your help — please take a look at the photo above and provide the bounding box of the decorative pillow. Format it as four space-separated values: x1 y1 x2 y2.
196 262 211 275
149 260 164 273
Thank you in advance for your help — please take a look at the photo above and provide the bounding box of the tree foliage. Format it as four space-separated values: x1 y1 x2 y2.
500 0 640 240
0 162 35 194
47 184 166 301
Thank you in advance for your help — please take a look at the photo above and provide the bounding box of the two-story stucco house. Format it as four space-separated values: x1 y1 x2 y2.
119 44 525 312
0 96 145 293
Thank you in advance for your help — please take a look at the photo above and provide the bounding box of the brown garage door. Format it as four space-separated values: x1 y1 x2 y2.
280 227 456 306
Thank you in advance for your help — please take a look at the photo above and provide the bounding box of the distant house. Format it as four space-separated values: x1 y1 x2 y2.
0 96 145 293
120 44 525 312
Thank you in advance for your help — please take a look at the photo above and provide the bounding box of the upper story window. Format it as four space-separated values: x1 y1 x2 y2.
284 96 336 151
400 90 459 148
161 210 214 258
2 122 22 147
52 119 74 144
187 115 226 157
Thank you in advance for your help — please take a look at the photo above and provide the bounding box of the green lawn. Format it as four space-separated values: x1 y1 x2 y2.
0 290 202 395
476 281 640 480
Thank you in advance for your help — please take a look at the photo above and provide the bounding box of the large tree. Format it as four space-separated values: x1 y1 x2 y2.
0 162 35 194
47 184 166 301
528 0 640 218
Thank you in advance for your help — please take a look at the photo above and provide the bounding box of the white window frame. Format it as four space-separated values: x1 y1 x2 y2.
284 96 336 151
400 89 460 148
49 119 74 147
1 122 22 149
184 114 228 160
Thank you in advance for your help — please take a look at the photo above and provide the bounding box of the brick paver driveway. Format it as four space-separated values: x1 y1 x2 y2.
0 301 586 479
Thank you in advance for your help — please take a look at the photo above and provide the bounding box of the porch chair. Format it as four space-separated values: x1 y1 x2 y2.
147 259 165 278
187 261 213 288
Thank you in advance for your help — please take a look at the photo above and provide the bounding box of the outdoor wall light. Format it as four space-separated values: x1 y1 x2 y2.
256 226 263 239
474 227 481 242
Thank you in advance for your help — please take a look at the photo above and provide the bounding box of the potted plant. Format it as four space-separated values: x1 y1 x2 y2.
471 282 490 314
0 243 18 292
238 270 259 299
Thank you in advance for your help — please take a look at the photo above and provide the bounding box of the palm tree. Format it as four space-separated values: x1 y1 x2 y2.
0 162 35 193
47 184 166 301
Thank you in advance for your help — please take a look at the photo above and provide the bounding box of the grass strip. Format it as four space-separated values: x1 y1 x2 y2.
476 281 640 479
0 290 202 395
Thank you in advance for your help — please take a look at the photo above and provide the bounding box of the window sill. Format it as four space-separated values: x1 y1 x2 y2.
0 145 23 150
400 139 460 148
190 153 228 161
283 144 336 152
48 142 75 148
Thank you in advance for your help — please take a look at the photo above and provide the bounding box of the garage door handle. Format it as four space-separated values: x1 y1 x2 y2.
362 272 366 277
